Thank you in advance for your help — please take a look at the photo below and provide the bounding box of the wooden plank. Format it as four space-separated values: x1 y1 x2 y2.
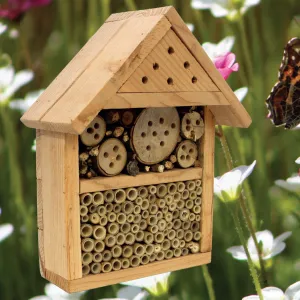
106 92 229 109
39 16 171 134
40 131 82 280
37 179 43 230
38 229 45 278
80 167 202 193
199 108 215 252
21 21 128 129
45 252 211 293
119 29 218 93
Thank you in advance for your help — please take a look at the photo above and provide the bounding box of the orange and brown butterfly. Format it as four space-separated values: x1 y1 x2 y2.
266 38 300 129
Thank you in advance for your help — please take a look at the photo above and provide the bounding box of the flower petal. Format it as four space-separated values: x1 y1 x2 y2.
191 0 213 9
273 231 292 245
226 246 248 260
0 224 14 242
0 65 14 90
239 160 256 183
186 23 195 32
295 157 300 164
261 287 285 300
210 3 229 17
234 87 248 102
28 297 50 300
285 281 300 300
275 178 300 193
242 296 260 300
247 230 273 255
9 89 44 112
117 286 143 300
0 22 7 35
268 242 286 259
245 0 261 8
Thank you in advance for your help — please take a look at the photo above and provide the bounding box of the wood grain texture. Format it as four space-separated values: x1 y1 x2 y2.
38 229 45 278
119 29 218 92
36 130 43 229
80 167 203 193
40 131 82 279
199 108 215 252
45 252 211 293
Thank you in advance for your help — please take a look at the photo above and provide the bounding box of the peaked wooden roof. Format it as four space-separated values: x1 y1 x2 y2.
21 6 251 134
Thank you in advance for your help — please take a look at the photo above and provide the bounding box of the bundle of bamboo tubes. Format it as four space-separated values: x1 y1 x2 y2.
80 179 202 276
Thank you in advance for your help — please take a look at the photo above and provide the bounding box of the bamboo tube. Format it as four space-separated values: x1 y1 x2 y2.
108 212 117 223
105 203 114 212
133 243 146 256
122 245 133 258
135 230 144 242
141 255 150 265
188 241 200 253
144 232 154 244
165 195 173 206
186 180 196 191
82 265 90 276
104 190 114 203
184 230 193 242
121 258 130 269
107 223 119 235
148 185 157 195
81 215 89 223
93 192 104 205
182 221 191 230
102 250 112 262
125 232 135 245
154 244 161 253
176 229 184 239
176 182 185 193
133 215 141 224
131 224 139 234
165 249 173 259
182 190 189 200
97 206 107 216
147 216 157 226
154 232 164 243
174 248 182 257
162 206 168 214
100 216 108 226
149 253 156 262
157 211 163 220
195 179 201 187
165 212 173 223
149 225 159 234
167 183 177 195
122 201 134 214
138 186 148 198
173 210 180 219
189 213 196 221
89 204 97 214
80 193 93 206
135 196 143 206
166 222 173 230
194 197 202 206
193 206 201 214
139 219 147 230
82 238 95 252
149 204 158 215
162 239 171 251
156 251 165 261
80 205 88 216
105 235 116 248
177 200 185 210
180 240 186 248
172 219 182 230
116 212 126 225
168 202 177 212
149 194 157 203
196 215 201 222
120 223 131 234
173 192 181 202
133 205 141 215
112 259 122 271
152 164 165 173
114 203 122 214
193 231 201 241
141 210 149 219
163 229 168 237
185 200 194 210
196 187 203 196
93 252 103 263
180 209 190 221
126 188 138 201
190 191 197 200
156 184 168 198
114 189 126 204
191 221 200 232
156 199 166 209
81 224 93 238
141 199 150 211
82 252 93 265
102 262 112 273
94 240 105 253
93 225 107 240
145 244 155 255
129 255 141 267
90 262 101 274
116 232 126 245
182 248 189 256
172 238 180 248
127 214 134 223
167 229 176 240
158 219 167 231
90 213 100 224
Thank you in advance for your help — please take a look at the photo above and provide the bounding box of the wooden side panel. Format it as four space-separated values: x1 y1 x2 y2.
38 229 45 278
39 131 81 280
119 29 218 93
199 108 215 252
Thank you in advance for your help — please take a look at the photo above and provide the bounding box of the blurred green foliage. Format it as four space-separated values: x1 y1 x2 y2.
0 0 300 299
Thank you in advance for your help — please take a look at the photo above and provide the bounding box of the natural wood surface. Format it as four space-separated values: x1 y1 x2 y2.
39 131 82 279
176 140 198 168
119 29 218 93
38 229 45 278
105 91 229 109
181 111 204 141
199 108 215 252
80 167 202 193
44 252 211 293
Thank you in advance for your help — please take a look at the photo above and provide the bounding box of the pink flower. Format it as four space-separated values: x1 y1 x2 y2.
0 0 52 21
214 52 239 80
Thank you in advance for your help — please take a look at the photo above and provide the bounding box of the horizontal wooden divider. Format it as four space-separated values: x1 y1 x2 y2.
80 167 202 193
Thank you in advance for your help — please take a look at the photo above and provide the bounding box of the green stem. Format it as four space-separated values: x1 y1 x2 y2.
100 0 111 24
217 125 234 170
202 265 216 300
125 0 137 10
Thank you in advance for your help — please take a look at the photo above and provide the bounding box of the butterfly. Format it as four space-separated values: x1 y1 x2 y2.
266 38 300 129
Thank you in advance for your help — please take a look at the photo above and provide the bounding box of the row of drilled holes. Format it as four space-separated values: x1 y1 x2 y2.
141 46 197 85
86 122 101 140
103 145 122 169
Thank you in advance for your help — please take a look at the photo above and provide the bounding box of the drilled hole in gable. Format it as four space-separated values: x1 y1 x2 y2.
192 76 197 83
153 63 159 70
146 145 151 151
159 118 164 124
167 78 173 85
152 131 157 137
141 132 146 138
184 61 190 69
168 47 175 54
164 130 169 136
142 76 148 84
148 121 153 127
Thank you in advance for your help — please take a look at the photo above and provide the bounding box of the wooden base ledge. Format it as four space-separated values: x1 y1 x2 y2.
80 167 202 193
44 252 211 293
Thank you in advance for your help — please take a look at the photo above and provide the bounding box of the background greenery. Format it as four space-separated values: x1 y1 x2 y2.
0 0 299 299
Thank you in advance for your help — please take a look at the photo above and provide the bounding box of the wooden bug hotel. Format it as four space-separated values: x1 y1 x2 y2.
21 6 251 293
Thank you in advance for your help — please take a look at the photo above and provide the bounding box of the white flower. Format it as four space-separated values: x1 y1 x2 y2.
227 230 292 264
191 0 260 20
0 207 14 243
202 36 235 60
242 281 300 300
275 174 300 193
10 89 44 112
0 64 33 103
0 22 7 35
214 160 256 202
295 157 300 164
234 87 248 102
186 23 195 32
32 139 37 152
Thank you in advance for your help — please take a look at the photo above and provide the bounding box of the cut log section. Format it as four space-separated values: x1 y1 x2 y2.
132 108 180 165
80 116 106 146
97 138 127 176
181 112 204 141
176 140 198 168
